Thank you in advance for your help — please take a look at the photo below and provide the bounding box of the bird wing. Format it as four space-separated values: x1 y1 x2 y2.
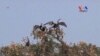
58 22 67 27
44 21 54 25
34 25 40 30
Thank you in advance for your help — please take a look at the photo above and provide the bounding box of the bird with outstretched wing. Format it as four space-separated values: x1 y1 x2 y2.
58 22 67 27
44 19 67 28
44 21 54 25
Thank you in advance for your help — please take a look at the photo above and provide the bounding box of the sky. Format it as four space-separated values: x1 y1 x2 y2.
0 0 100 47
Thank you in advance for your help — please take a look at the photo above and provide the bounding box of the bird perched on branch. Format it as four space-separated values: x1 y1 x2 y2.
44 19 67 29
24 37 30 47
33 24 47 31
32 24 47 39
44 19 67 40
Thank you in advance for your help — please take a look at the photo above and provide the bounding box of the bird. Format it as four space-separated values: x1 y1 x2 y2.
25 37 30 47
32 24 47 39
40 24 47 31
44 19 67 29
33 24 47 31
44 19 67 38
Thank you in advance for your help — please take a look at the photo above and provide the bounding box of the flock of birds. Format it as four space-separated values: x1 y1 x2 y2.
23 5 88 47
34 19 67 32
25 19 67 47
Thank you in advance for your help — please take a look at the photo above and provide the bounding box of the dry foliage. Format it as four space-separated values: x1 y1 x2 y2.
0 20 99 56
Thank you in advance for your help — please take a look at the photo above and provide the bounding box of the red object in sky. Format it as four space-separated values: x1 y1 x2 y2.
79 6 82 12
78 5 83 12
78 5 88 12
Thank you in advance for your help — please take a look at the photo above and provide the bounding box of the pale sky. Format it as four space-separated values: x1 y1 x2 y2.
0 0 100 47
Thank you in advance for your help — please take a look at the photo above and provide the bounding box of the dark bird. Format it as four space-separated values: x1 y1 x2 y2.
32 24 47 39
44 19 67 29
25 37 30 47
33 24 47 31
